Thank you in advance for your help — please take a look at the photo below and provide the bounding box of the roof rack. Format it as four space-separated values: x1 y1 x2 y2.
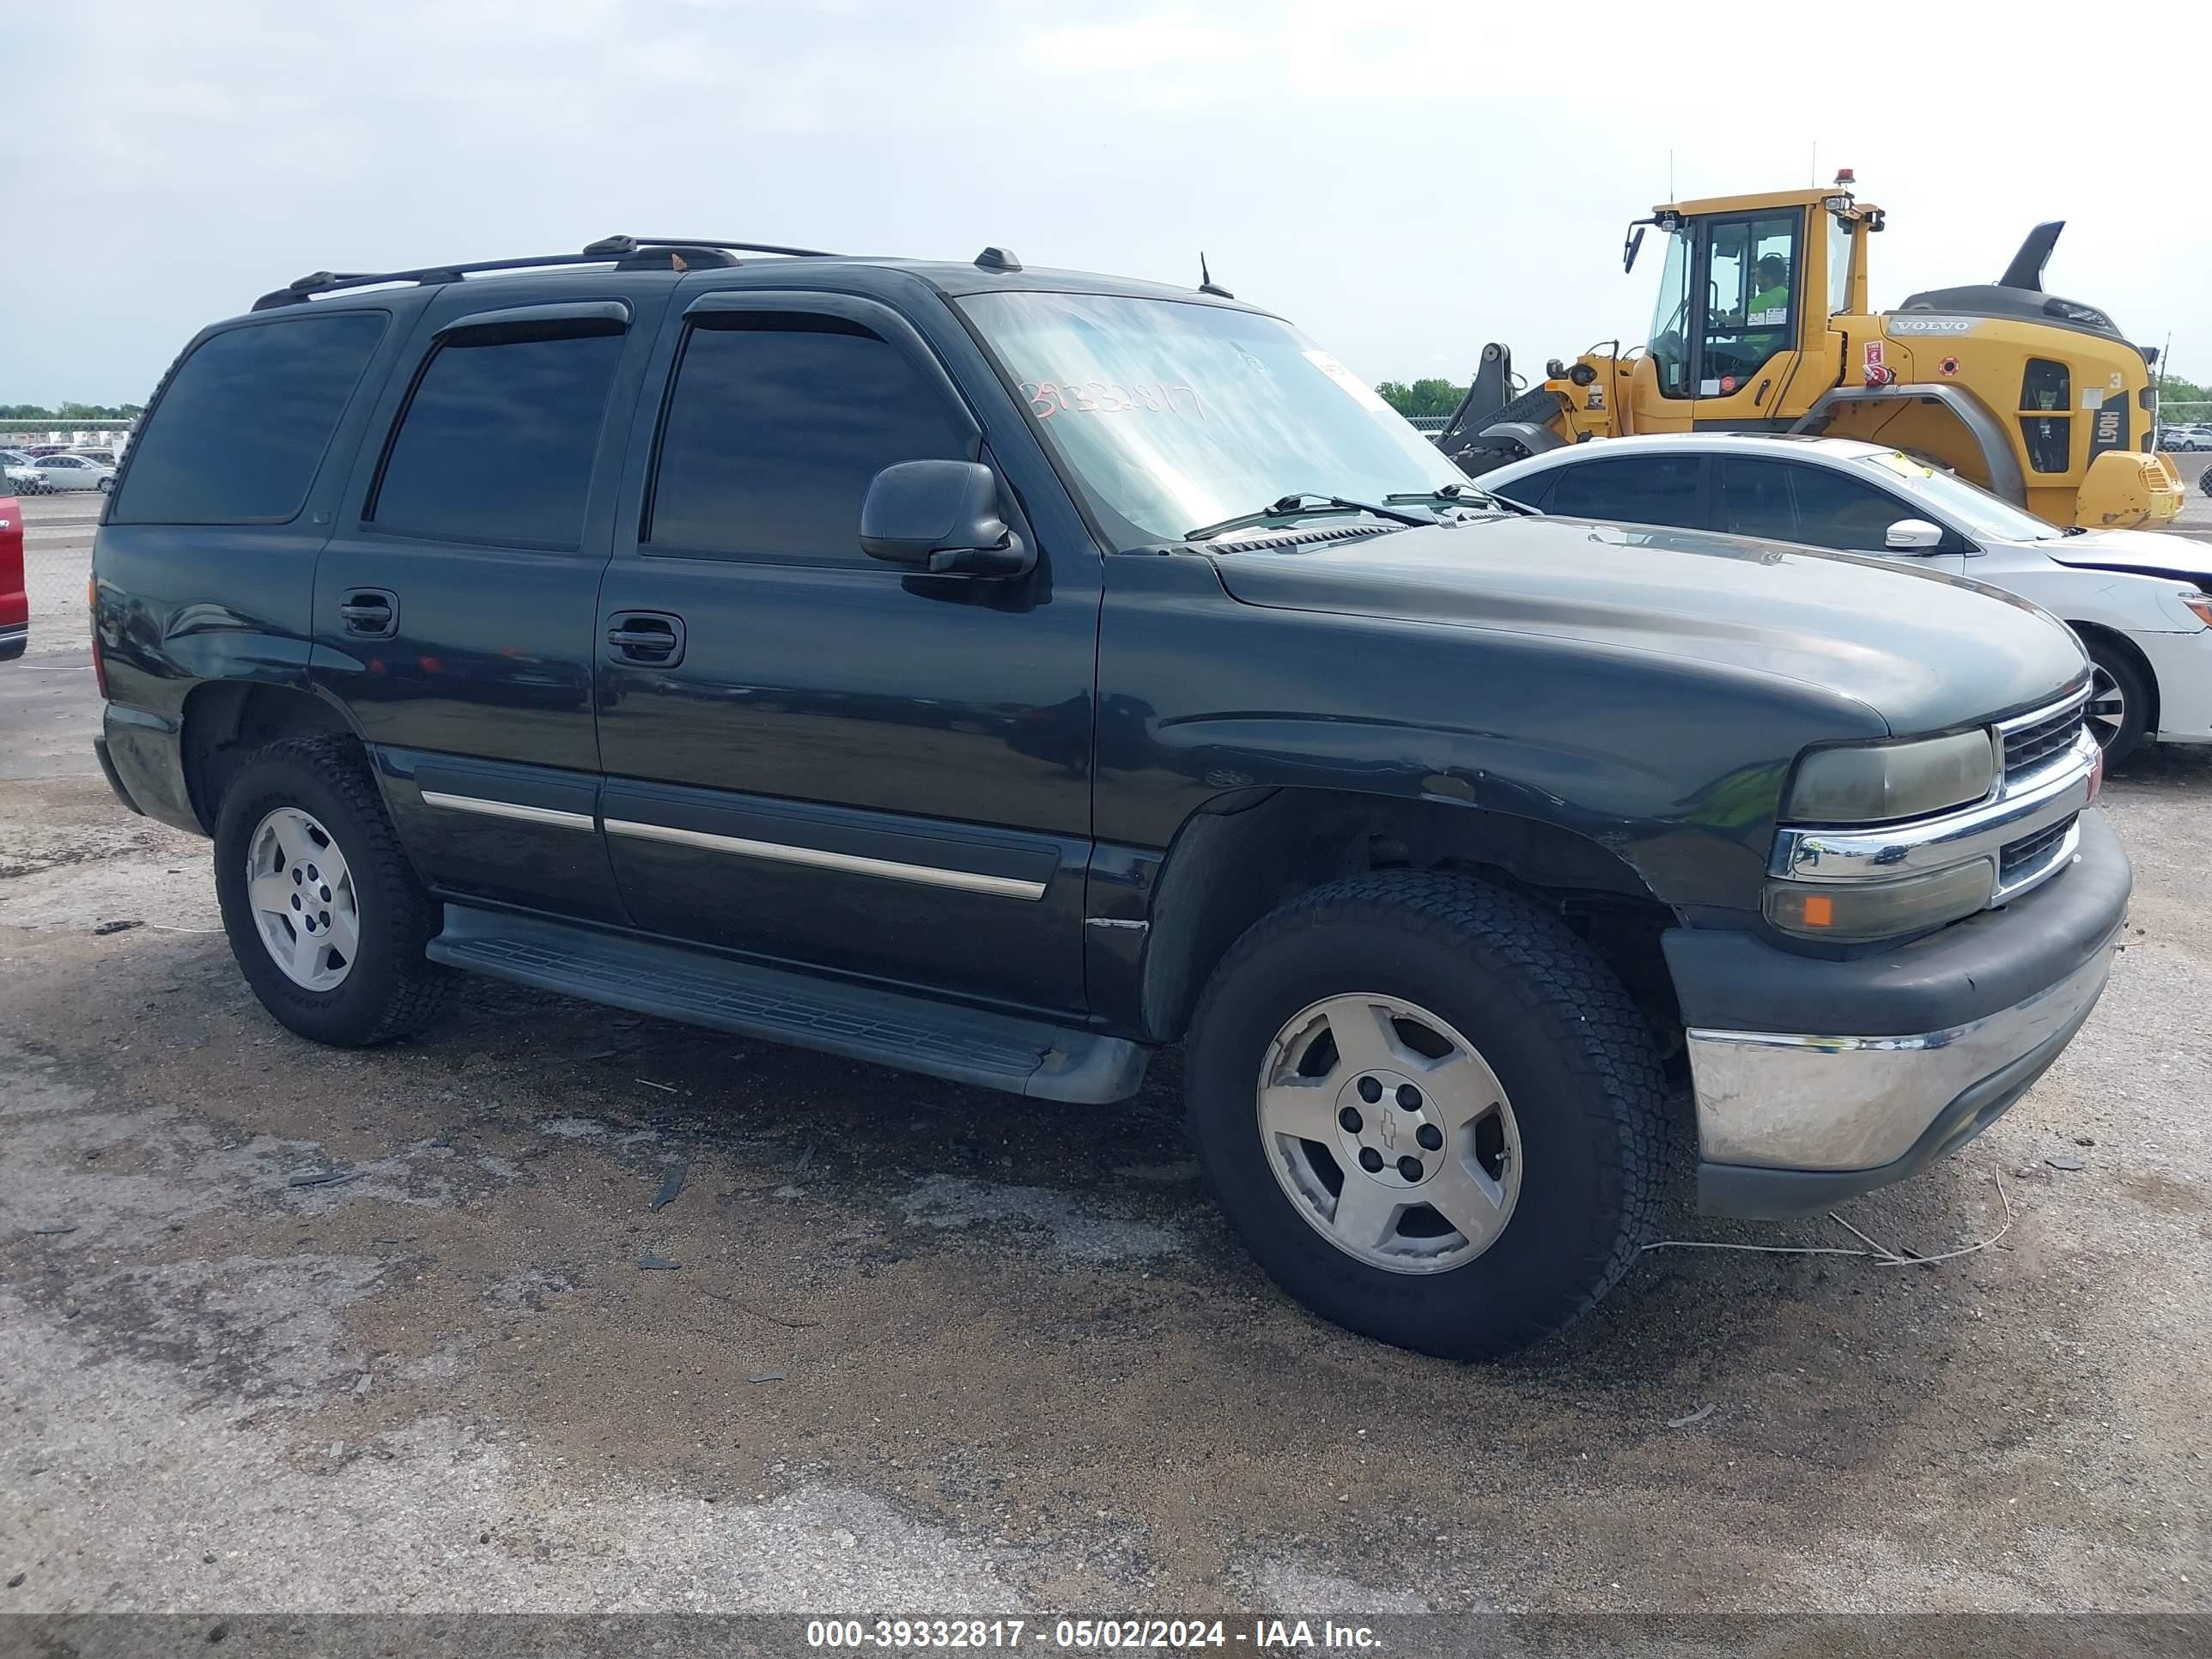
250 236 843 312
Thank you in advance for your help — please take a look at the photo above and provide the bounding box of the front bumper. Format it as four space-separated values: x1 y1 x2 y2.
2132 627 2212 744
1668 810 2130 1218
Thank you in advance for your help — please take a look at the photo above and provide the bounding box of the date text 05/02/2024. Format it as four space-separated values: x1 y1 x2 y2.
805 1618 1383 1650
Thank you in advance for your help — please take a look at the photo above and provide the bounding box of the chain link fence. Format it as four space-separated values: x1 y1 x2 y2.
8 392 2205 663
14 496 98 657
3 422 125 655
1403 406 2212 446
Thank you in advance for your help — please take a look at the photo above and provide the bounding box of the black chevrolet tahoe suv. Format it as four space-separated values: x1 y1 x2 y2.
90 237 2130 1358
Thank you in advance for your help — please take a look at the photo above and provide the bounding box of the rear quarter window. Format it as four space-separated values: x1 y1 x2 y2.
112 311 389 526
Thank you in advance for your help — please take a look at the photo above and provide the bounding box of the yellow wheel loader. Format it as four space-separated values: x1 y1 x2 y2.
1437 175 2184 530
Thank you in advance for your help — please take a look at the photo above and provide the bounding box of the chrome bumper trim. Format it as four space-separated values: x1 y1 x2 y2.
1684 936 2117 1171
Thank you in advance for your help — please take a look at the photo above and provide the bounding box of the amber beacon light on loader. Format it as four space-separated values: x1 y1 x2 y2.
1437 172 2183 531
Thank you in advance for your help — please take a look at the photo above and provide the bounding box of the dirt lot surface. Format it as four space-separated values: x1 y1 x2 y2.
3 658 2209 1618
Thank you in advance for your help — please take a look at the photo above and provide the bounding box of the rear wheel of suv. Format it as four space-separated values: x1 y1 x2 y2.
212 736 452 1047
1184 872 1668 1360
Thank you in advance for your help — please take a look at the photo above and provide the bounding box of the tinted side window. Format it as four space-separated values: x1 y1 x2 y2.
1544 455 1704 528
1783 465 1911 551
1492 471 1556 511
1715 457 1799 540
647 315 970 563
371 329 624 548
112 312 387 525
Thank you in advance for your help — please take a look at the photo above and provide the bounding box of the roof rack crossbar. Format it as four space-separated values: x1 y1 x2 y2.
251 236 843 311
622 237 842 258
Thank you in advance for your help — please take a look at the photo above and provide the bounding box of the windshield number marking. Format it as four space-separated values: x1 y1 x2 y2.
1021 380 1206 422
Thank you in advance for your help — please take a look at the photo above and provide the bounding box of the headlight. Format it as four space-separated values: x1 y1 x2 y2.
1763 859 1996 943
1782 731 1996 825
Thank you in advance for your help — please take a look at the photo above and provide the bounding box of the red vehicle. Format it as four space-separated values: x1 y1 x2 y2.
0 495 25 660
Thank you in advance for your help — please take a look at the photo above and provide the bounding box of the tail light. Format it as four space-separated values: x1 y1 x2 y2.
88 576 108 699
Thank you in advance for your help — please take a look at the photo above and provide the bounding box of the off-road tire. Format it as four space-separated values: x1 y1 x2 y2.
213 735 453 1046
1185 871 1670 1360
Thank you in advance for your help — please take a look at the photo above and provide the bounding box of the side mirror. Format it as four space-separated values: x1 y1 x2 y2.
1622 222 1646 274
1884 518 1947 551
860 459 1033 577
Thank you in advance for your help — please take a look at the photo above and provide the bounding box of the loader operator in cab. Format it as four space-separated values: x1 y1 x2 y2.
1747 254 1790 335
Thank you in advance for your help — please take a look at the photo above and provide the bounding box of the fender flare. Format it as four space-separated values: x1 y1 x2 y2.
1789 382 2029 507
1129 781 1686 1043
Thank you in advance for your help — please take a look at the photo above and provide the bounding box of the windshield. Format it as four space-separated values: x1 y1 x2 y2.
1850 449 2065 542
957 291 1468 543
1644 228 1691 398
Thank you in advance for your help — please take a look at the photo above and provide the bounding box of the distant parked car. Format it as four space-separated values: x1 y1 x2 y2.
0 493 24 661
2163 425 2212 453
1 449 45 495
70 447 121 467
1480 432 2212 764
19 453 115 493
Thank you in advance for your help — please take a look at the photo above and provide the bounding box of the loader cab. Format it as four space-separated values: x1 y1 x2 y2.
1632 188 1856 433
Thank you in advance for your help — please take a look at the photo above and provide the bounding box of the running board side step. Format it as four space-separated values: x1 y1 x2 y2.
426 905 1150 1104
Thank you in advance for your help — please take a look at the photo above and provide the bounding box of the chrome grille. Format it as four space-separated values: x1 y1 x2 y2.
1999 812 2077 890
2002 693 2088 777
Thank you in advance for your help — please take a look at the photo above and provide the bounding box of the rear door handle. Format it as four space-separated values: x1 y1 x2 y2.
605 611 685 667
338 588 398 639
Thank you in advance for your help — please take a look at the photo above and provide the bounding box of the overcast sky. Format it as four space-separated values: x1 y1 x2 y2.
8 0 2209 407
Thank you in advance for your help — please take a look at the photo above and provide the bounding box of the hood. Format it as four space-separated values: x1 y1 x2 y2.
2037 526 2212 585
1207 515 2087 736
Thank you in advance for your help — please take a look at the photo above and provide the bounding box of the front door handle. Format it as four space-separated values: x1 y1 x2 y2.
338 588 398 639
605 611 685 667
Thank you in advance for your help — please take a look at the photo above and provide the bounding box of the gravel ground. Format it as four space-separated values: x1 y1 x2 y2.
2 656 2209 1617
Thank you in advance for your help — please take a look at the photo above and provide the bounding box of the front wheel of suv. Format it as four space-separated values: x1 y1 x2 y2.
1185 872 1671 1360
213 735 453 1047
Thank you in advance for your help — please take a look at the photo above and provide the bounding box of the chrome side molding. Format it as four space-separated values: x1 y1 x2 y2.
602 817 1049 901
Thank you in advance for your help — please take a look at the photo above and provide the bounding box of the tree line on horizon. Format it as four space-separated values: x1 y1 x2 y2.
1 403 146 421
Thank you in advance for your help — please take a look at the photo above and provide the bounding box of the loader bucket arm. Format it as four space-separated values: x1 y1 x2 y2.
1435 343 1571 477
1437 343 1519 445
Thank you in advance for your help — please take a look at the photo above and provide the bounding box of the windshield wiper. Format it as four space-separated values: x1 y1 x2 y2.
1384 483 1536 516
1184 491 1433 543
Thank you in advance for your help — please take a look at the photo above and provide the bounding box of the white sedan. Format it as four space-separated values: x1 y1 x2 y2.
1477 433 2212 763
17 453 116 494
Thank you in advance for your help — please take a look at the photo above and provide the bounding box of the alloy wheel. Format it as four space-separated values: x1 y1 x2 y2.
245 806 360 990
1255 993 1522 1274
2087 663 2127 750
